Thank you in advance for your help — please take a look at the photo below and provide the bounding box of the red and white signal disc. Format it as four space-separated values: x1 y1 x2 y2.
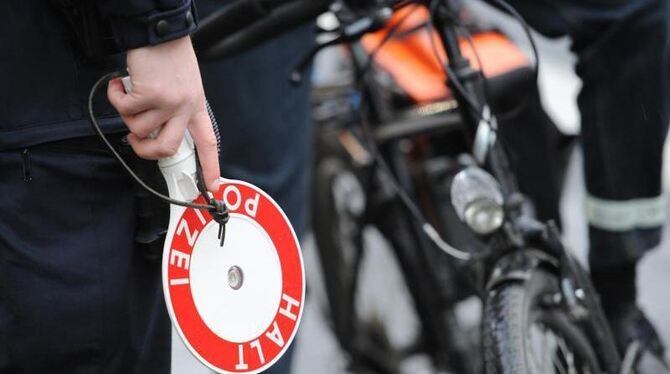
163 179 305 373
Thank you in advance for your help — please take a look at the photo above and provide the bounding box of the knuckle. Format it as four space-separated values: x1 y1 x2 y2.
156 149 174 158
130 145 151 160
122 115 139 129
121 115 135 129
154 150 169 158
135 128 152 139
137 83 163 102
158 139 180 157
112 100 132 116
186 95 200 110
201 135 218 150
162 91 185 108
144 83 178 106
126 120 151 138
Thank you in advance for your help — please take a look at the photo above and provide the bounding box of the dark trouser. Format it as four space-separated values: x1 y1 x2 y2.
198 1 315 371
508 0 670 270
0 136 171 373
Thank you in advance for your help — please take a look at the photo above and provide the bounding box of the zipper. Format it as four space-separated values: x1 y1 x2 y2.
22 149 32 182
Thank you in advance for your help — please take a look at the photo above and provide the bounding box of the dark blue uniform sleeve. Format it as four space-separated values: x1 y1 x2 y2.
96 0 199 50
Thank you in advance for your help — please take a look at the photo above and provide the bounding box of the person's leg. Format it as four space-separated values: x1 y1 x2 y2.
510 0 670 355
567 0 669 285
571 0 670 357
0 136 171 373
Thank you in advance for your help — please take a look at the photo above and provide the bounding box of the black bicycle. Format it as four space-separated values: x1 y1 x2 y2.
194 1 624 373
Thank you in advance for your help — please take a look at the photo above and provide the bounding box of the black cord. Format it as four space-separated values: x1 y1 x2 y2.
357 3 420 80
355 85 474 261
356 0 483 121
344 0 530 260
426 0 486 120
87 71 215 211
425 0 541 124
349 12 474 260
456 24 529 122
392 0 414 10
489 0 540 84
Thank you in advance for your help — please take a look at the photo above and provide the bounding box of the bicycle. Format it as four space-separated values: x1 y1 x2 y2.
193 1 624 373
309 4 583 372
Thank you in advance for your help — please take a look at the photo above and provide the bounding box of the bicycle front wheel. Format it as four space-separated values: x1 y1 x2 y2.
483 268 602 374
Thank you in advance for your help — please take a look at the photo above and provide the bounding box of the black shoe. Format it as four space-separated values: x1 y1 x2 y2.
606 305 669 373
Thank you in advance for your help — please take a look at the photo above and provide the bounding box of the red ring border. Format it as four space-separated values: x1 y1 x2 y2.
164 180 305 373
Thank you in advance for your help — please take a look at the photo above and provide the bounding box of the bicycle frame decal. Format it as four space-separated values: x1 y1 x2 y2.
163 179 305 374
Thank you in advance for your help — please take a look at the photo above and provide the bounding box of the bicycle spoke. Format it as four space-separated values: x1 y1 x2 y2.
527 324 545 373
541 325 551 374
556 336 577 374
551 349 569 374
529 322 569 374
528 321 596 374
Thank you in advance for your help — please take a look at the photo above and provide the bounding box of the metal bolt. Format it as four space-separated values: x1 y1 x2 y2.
228 266 244 290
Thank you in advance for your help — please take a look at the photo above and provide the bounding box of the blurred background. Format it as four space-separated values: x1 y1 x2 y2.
174 1 670 372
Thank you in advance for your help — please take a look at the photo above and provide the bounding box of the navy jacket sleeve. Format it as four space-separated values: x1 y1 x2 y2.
96 0 198 50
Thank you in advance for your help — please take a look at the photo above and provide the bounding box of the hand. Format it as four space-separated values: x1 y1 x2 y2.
107 36 220 192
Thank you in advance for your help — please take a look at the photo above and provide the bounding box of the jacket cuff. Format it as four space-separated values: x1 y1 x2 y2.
108 1 198 50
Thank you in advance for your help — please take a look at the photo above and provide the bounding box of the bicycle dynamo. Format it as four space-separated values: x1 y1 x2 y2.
88 72 305 374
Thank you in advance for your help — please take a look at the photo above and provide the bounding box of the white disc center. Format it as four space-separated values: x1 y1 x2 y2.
189 213 282 343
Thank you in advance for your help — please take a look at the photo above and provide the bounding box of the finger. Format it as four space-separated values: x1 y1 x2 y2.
107 78 152 116
122 109 171 139
127 115 189 160
188 110 221 192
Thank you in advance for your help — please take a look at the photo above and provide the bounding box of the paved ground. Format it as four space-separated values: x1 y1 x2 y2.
172 4 670 372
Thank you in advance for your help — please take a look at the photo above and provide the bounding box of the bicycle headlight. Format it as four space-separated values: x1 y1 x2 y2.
450 167 505 235
463 197 505 235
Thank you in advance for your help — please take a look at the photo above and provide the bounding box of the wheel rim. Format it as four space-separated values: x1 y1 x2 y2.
526 317 594 374
331 169 366 274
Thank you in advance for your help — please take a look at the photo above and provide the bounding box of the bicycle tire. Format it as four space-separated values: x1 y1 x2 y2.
483 268 602 374
312 142 367 350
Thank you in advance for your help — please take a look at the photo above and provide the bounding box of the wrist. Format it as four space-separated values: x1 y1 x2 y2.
127 36 194 60
108 1 198 51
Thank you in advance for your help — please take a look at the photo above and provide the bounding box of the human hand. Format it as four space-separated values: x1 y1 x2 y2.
107 36 220 192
